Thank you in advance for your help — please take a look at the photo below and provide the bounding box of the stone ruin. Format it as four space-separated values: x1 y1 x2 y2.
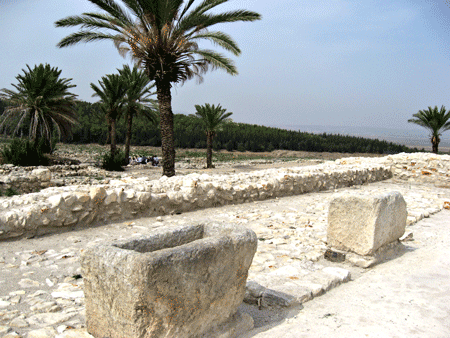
327 191 407 267
81 223 257 338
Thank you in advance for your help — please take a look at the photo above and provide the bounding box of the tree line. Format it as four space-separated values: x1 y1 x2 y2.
0 97 422 154
51 100 421 154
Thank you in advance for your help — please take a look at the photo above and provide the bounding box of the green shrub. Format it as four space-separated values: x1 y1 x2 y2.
101 150 126 171
237 142 246 152
1 138 48 166
36 135 58 154
5 187 19 197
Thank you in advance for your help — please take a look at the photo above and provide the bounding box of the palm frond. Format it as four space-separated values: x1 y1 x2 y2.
195 49 237 75
57 31 121 47
191 31 240 55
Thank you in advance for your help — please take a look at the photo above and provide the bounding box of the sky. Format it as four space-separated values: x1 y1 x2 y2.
2 0 450 144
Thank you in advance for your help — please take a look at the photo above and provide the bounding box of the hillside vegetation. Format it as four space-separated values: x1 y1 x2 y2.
1 100 420 154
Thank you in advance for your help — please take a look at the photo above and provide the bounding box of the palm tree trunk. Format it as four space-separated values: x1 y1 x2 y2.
106 117 111 145
431 136 440 154
206 132 213 168
432 139 438 154
110 118 117 155
156 80 175 177
124 110 134 163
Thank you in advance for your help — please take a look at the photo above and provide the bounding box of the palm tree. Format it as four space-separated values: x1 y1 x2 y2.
194 103 232 168
408 105 450 153
0 63 78 148
118 64 158 162
90 73 127 156
55 0 261 177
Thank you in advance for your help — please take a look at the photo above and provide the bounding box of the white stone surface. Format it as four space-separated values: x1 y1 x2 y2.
327 191 407 255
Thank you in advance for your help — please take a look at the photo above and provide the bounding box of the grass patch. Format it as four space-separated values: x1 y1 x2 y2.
0 187 19 197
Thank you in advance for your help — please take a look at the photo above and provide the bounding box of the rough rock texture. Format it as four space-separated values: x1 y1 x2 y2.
0 163 392 240
81 223 257 338
327 191 407 255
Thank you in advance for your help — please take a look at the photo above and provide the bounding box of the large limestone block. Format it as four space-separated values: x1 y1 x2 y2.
327 191 407 255
81 223 257 338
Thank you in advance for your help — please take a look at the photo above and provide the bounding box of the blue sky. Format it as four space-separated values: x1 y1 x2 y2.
2 0 450 139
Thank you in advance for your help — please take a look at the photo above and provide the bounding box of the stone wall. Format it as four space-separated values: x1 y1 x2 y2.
0 164 114 195
336 152 450 183
0 162 392 240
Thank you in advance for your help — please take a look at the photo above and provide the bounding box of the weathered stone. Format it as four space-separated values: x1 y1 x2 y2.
9 316 29 328
244 281 299 308
56 329 95 338
89 187 106 205
327 191 407 255
30 169 51 182
27 327 57 338
27 312 76 326
81 223 257 338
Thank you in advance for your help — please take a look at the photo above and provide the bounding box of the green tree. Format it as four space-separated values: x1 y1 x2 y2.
91 74 127 156
408 105 450 153
0 64 77 148
118 64 158 162
55 0 261 177
194 103 232 168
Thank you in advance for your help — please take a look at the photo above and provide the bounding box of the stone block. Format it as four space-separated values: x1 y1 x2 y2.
30 168 51 181
327 191 407 255
81 223 257 338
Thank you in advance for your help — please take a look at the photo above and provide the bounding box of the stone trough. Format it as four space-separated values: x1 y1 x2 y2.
81 223 257 338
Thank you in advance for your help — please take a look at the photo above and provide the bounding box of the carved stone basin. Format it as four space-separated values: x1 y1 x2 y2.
81 223 257 338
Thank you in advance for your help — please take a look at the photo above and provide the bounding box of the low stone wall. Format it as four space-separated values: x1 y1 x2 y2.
337 152 450 183
0 168 63 195
0 162 392 240
0 164 115 195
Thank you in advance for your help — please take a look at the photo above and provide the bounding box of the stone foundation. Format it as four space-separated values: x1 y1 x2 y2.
0 162 392 240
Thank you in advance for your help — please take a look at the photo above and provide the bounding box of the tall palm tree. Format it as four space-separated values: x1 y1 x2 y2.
55 0 261 177
91 73 127 156
0 63 78 148
118 64 158 162
194 103 232 168
408 105 450 154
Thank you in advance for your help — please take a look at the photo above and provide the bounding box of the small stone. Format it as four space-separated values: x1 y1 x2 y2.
18 278 40 288
322 267 351 282
0 300 11 308
27 327 57 338
324 249 346 262
56 329 96 338
27 312 76 326
400 232 414 242
0 325 11 334
9 317 29 328
51 291 84 299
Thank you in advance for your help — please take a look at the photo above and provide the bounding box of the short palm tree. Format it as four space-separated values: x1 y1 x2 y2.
55 0 261 177
118 64 158 162
90 73 127 156
194 103 232 168
0 63 78 147
408 105 450 154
